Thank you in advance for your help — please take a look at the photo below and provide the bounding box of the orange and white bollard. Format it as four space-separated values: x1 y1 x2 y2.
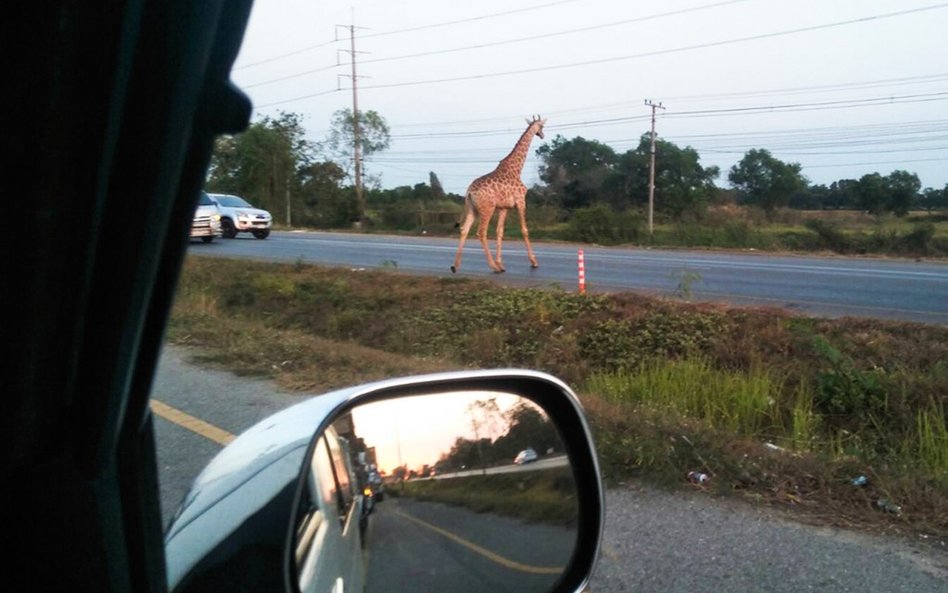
578 249 586 295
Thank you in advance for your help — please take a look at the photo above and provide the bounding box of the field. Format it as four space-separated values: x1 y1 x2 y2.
389 468 578 526
357 205 948 257
168 256 948 540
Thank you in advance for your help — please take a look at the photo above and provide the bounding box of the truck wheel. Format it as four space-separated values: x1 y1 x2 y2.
252 229 270 239
201 236 214 243
221 219 237 238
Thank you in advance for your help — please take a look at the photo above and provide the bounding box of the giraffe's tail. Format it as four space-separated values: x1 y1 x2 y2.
454 191 473 229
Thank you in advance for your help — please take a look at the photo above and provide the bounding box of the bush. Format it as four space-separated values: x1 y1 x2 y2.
804 219 851 252
379 200 421 230
897 222 936 255
564 204 642 245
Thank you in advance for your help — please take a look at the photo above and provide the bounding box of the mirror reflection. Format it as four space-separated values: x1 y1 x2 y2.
295 391 578 593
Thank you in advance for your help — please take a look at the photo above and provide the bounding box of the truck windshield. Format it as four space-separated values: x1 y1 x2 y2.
217 196 252 208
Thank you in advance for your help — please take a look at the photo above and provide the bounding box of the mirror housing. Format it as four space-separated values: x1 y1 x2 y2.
165 370 603 593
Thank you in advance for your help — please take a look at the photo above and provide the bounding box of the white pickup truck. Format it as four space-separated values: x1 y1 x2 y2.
190 192 222 243
207 193 273 239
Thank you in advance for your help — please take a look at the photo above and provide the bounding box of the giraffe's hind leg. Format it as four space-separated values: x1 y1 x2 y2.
517 202 539 268
476 205 503 273
494 209 507 272
451 209 476 273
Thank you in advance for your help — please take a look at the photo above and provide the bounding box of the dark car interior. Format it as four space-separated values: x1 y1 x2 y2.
8 2 255 591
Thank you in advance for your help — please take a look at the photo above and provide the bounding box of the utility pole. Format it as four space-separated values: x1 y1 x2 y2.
644 99 666 235
337 20 368 229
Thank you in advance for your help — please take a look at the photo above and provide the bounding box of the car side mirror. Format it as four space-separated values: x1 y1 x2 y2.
165 370 603 593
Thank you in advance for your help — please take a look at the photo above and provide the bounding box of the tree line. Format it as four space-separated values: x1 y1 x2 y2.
206 110 948 231
537 135 947 217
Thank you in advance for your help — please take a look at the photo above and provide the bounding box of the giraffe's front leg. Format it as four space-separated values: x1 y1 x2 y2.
494 209 507 272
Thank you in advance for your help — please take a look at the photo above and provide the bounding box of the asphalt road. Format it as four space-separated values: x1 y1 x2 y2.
153 345 947 593
190 231 948 325
411 456 569 481
364 497 573 593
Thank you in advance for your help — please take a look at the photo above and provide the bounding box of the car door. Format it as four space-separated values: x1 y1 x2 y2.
297 427 364 593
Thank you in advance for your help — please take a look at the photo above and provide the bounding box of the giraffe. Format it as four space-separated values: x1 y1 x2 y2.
451 116 546 274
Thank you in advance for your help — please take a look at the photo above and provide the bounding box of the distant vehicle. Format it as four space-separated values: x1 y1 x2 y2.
190 192 222 243
514 448 539 465
207 193 272 239
365 468 385 503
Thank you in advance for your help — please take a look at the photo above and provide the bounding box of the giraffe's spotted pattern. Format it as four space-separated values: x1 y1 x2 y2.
451 117 546 274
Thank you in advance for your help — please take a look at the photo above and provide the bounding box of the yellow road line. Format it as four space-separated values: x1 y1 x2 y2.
393 510 563 575
150 399 236 446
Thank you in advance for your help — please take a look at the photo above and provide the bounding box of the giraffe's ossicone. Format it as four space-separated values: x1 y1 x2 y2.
451 116 546 274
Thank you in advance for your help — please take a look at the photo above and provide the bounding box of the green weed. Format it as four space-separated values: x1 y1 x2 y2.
586 358 781 436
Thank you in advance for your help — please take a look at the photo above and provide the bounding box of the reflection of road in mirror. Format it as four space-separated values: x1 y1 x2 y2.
364 497 575 593
297 391 580 593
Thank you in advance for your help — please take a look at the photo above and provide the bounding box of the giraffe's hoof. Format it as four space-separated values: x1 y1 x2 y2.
450 266 457 274
493 268 506 274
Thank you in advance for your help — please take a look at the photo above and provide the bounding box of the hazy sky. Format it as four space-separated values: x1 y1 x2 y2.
231 0 948 195
350 391 530 474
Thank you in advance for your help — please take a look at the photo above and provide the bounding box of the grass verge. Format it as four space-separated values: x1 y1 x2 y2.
387 468 578 526
168 255 948 540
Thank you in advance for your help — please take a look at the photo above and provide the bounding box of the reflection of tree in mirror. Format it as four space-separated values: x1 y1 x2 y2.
436 401 562 473
467 397 502 471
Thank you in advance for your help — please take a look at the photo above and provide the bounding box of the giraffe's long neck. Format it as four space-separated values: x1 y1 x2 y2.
496 125 536 177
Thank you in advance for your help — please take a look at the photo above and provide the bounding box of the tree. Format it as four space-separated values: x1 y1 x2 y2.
537 135 618 210
322 108 391 226
537 134 719 219
323 108 391 178
496 402 560 457
206 111 313 222
617 134 720 219
882 170 921 217
728 149 806 214
854 172 888 215
789 184 829 210
827 179 859 210
919 184 948 213
429 172 446 200
296 160 352 227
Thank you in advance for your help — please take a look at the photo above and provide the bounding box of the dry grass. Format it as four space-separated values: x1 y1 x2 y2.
167 255 948 539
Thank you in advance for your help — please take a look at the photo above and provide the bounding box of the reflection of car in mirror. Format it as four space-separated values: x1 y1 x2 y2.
514 447 539 465
296 425 365 593
206 192 273 239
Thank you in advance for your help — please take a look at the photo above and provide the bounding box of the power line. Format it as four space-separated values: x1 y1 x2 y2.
255 88 340 109
663 72 948 103
234 39 338 71
241 63 340 89
359 0 578 39
385 73 948 130
801 156 948 169
664 119 948 141
232 0 578 70
384 93 948 141
354 0 752 66
356 4 948 90
664 91 948 118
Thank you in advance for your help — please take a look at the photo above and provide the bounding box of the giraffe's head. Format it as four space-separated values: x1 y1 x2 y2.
525 115 547 140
